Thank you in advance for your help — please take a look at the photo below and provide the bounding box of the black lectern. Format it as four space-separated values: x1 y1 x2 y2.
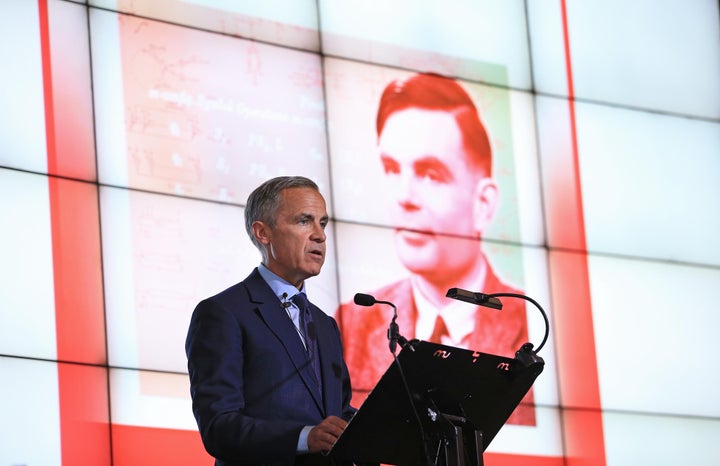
329 340 544 466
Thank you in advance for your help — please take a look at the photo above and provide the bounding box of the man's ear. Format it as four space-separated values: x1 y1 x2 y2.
252 220 272 246
472 177 499 234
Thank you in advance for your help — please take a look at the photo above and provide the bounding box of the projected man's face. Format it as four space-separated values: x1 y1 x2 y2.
378 108 496 283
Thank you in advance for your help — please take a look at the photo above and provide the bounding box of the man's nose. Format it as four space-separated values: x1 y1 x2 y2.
311 222 326 242
395 172 420 211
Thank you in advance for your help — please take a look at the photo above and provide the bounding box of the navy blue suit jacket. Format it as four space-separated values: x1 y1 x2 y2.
186 268 355 466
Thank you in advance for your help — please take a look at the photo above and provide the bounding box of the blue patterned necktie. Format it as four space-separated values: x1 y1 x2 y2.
291 292 322 395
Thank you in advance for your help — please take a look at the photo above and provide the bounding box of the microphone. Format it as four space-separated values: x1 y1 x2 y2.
353 293 412 354
354 292 398 309
446 287 551 356
446 287 503 310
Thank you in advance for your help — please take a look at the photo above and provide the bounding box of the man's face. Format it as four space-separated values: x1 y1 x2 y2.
378 108 492 281
256 187 328 288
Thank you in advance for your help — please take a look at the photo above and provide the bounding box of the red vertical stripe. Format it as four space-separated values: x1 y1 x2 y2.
560 0 587 249
39 0 112 464
46 0 97 180
57 363 113 465
48 178 106 364
50 178 112 466
556 1 606 465
38 0 56 172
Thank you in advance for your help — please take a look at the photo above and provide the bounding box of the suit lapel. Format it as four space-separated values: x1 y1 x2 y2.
245 270 325 415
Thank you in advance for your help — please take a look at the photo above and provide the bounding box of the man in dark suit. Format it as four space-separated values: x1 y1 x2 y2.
186 176 355 466
335 73 534 425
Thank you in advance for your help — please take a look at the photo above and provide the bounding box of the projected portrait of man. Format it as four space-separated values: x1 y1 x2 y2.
336 72 534 425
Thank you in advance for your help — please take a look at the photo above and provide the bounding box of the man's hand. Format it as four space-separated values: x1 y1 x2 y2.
307 415 347 453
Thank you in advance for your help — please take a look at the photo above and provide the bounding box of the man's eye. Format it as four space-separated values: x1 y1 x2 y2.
381 158 400 174
417 166 450 183
422 170 443 182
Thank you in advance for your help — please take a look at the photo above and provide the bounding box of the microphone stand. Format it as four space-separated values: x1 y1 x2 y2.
388 311 412 355
353 293 426 463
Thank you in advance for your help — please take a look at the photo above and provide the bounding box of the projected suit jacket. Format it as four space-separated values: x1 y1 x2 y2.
186 268 355 466
336 264 535 426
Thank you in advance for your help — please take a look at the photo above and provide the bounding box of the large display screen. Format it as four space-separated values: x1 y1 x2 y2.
1 1 719 465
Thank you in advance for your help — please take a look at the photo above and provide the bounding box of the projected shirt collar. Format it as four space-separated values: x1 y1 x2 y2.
411 277 476 346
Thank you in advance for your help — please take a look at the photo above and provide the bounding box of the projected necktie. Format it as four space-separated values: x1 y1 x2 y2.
292 292 322 395
429 315 449 344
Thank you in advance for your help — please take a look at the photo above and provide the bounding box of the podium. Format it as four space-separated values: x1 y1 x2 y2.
329 340 544 466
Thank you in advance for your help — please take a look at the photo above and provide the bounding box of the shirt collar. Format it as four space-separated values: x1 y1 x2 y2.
411 278 476 344
258 263 306 302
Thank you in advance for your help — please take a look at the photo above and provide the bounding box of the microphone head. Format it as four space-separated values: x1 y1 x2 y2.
353 293 377 307
446 287 503 310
